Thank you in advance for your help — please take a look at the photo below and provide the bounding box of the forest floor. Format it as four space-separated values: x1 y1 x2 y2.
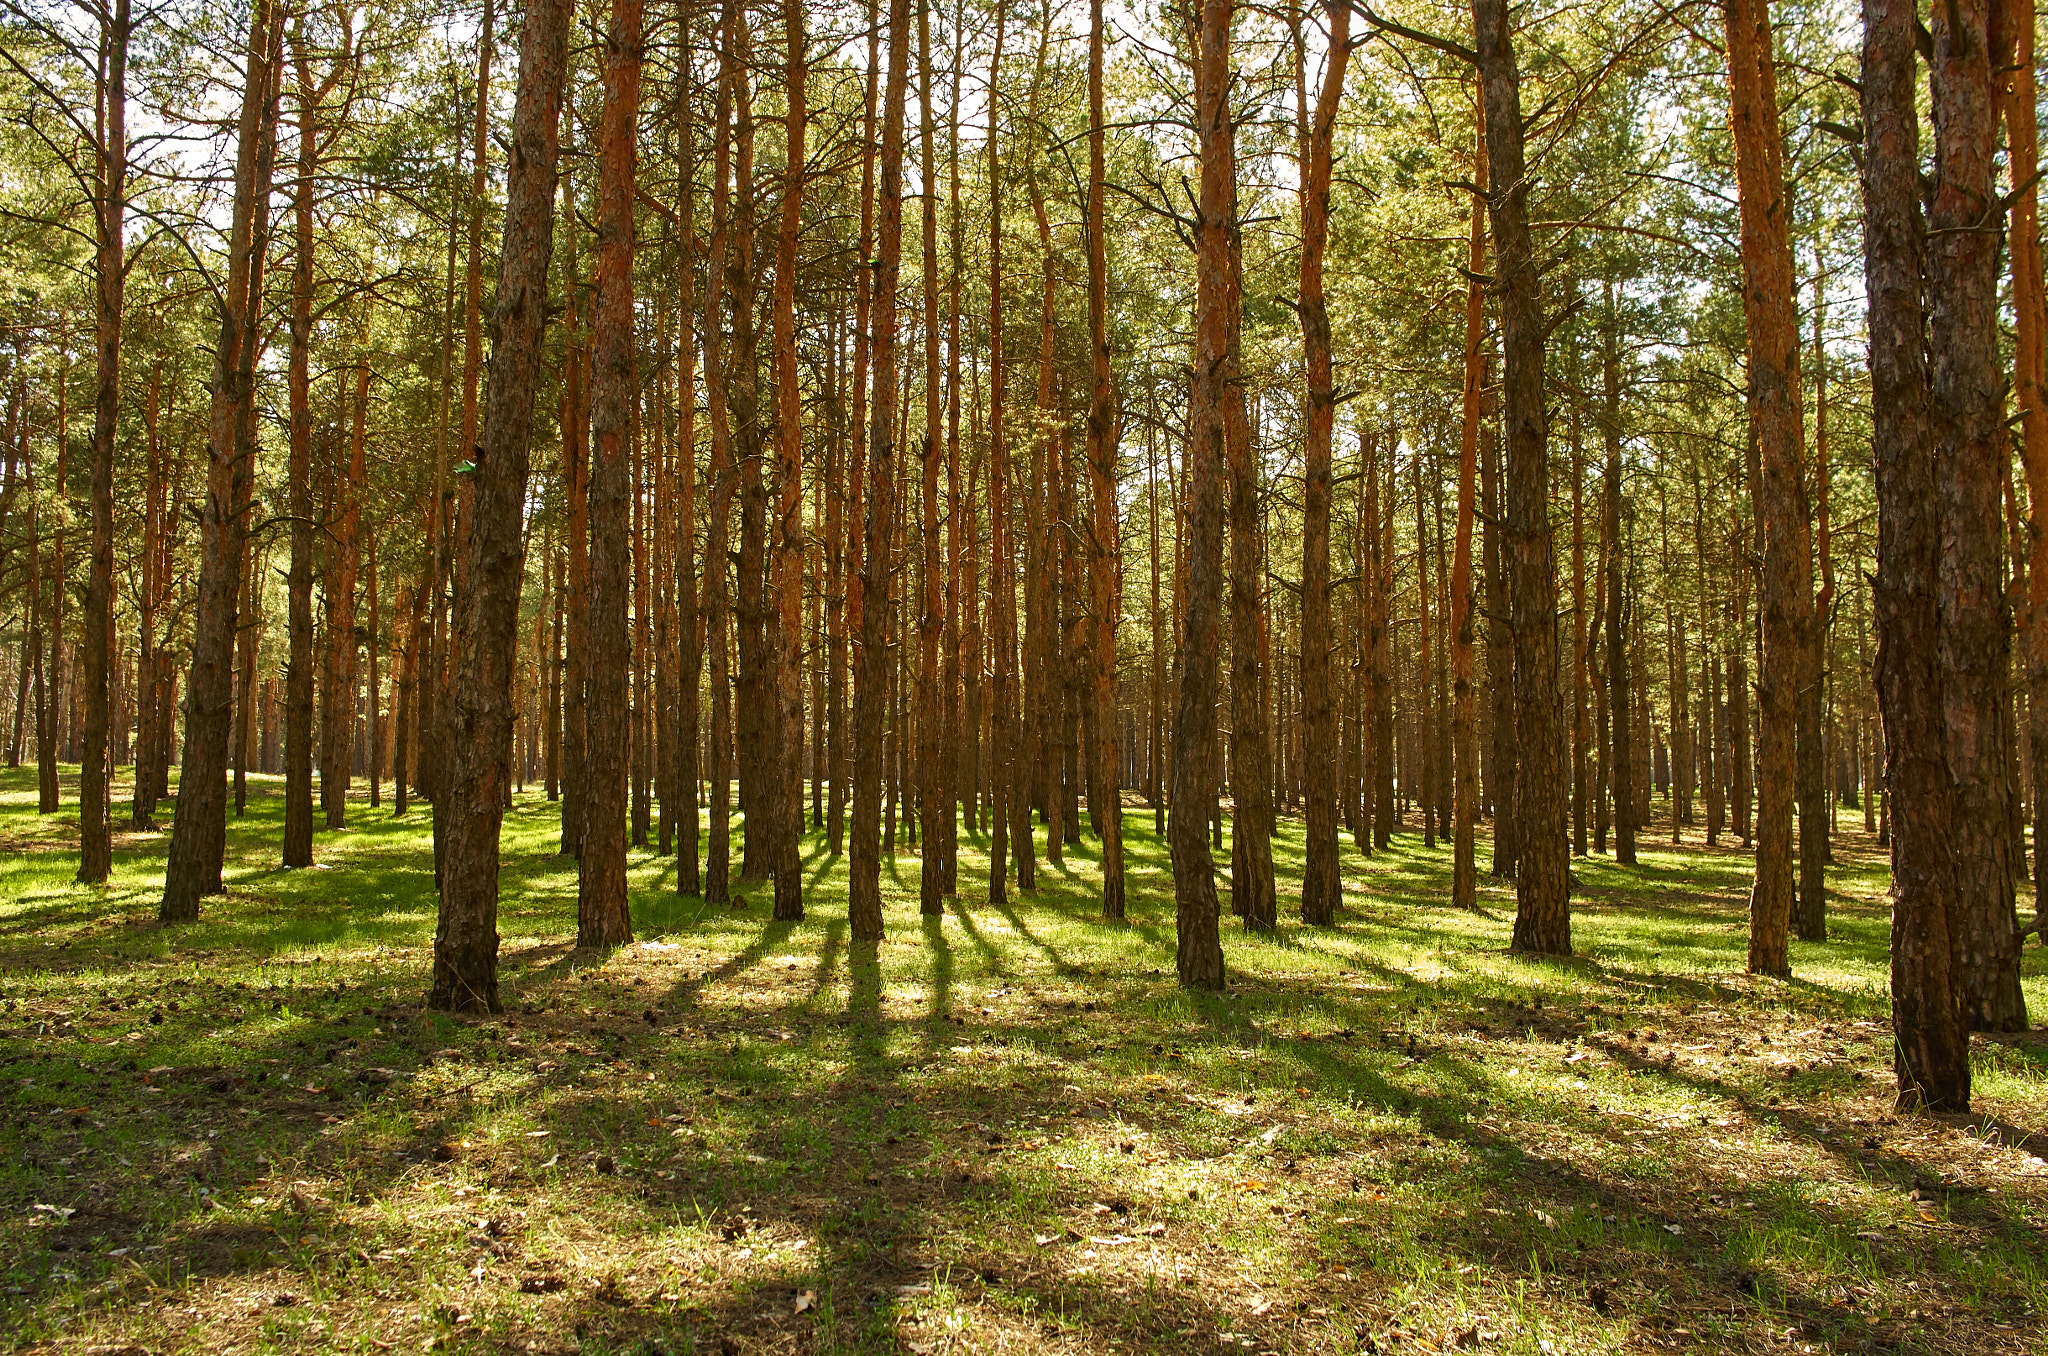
0 769 2044 1356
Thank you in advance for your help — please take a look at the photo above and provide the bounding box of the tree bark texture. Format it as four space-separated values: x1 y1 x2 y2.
1171 0 1233 989
1474 0 1567 952
849 0 911 942
77 0 128 886
1862 0 1971 1108
1298 0 1349 925
432 0 568 1011
577 0 642 950
162 0 278 923
1725 0 1810 977
1931 0 2026 1029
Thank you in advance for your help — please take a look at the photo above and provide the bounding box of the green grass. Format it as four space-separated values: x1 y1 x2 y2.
0 764 2044 1355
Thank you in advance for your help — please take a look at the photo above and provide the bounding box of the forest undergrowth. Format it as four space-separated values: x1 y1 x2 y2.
0 767 2043 1356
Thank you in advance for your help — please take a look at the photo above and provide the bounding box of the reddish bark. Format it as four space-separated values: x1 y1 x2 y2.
1171 0 1234 989
1449 81 1481 909
431 0 570 1011
1931 0 2025 1028
77 0 128 885
1862 0 1970 1107
770 0 807 920
849 0 911 942
1473 0 1568 952
1298 0 1349 924
916 0 946 916
162 0 280 922
1725 0 1810 976
577 0 643 949
2001 0 2048 938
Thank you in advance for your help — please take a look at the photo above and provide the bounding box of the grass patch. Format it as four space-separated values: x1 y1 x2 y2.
0 766 2043 1355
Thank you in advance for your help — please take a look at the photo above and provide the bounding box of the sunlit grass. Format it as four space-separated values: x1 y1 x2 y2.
0 764 2042 1354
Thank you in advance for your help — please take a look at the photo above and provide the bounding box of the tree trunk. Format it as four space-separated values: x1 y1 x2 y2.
1602 299 1634 867
1474 0 1566 950
770 0 808 920
1795 261 1833 933
42 356 65 815
432 0 569 1010
986 6 1014 905
163 0 279 922
559 196 590 856
1726 0 1810 977
130 367 163 828
1449 76 1481 908
325 348 366 828
2002 0 2048 939
943 13 966 892
1226 72 1272 927
849 0 911 941
1414 450 1436 849
1481 408 1513 875
1087 0 1126 919
1932 0 2025 1028
673 9 702 894
78 0 128 885
1171 0 1234 989
1862 0 1970 1106
701 0 737 902
577 0 642 949
729 21 770 889
916 0 946 916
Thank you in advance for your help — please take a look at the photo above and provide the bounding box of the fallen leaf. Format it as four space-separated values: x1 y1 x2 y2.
793 1289 817 1314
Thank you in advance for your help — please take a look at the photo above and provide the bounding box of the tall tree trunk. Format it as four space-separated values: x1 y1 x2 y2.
78 0 129 885
1414 450 1436 849
559 185 590 855
1932 0 2025 1027
1603 301 1634 867
325 346 367 828
1450 79 1482 908
942 10 966 893
916 0 946 915
2002 0 2048 938
729 19 769 888
1085 0 1125 917
1473 0 1566 950
42 355 65 814
702 1 737 903
1481 413 1513 874
432 0 569 1010
367 532 382 806
1862 0 1970 1106
1172 0 1234 988
1226 89 1273 929
578 0 642 948
1298 0 1349 924
986 7 1014 904
162 0 279 922
1726 0 1810 976
673 6 701 895
1795 260 1833 931
131 367 163 828
849 0 911 941
283 20 322 867
771 0 808 920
